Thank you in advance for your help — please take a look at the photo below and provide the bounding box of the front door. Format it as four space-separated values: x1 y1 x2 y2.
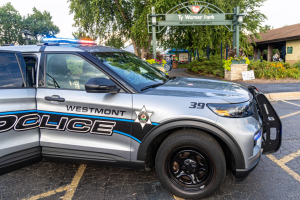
36 53 133 166
0 51 41 175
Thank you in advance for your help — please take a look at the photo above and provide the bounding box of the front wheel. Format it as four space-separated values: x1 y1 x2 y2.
155 129 226 199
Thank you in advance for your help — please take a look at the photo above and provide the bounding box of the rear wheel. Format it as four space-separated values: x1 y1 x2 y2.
155 129 226 199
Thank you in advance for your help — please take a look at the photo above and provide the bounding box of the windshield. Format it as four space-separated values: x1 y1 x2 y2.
90 51 169 91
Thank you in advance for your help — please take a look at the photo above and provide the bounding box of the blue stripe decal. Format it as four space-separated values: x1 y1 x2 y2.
113 130 141 143
48 122 58 125
75 124 83 127
0 110 157 127
37 110 134 122
0 110 37 116
25 120 36 124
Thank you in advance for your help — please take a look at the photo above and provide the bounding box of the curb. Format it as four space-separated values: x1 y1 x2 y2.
265 92 300 101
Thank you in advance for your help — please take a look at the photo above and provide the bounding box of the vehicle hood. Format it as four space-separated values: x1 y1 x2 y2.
143 77 251 103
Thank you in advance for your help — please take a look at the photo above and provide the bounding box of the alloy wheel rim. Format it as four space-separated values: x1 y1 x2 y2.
166 147 213 191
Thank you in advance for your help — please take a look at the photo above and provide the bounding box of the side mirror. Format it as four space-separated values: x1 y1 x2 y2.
85 78 120 93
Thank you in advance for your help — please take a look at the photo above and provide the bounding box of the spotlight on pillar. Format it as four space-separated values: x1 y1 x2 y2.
237 13 245 24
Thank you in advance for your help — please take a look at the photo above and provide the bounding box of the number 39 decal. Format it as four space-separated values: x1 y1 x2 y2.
189 102 205 109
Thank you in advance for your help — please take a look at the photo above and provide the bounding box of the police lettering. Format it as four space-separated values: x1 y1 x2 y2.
66 105 126 116
0 113 117 135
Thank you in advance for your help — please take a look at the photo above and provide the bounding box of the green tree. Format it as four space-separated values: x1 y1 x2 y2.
23 7 60 43
0 2 23 45
69 0 267 58
0 3 59 45
161 0 267 57
72 30 97 40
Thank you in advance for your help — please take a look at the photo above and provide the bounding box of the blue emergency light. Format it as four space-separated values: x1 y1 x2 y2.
42 37 97 45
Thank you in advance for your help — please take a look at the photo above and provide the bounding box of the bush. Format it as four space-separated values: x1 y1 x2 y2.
179 63 188 68
248 61 300 79
292 61 300 69
187 55 224 78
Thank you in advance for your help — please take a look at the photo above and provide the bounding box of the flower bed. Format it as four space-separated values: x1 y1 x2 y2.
248 61 300 79
223 55 250 71
146 59 167 67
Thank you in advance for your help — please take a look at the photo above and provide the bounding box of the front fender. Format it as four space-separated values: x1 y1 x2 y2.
137 119 246 169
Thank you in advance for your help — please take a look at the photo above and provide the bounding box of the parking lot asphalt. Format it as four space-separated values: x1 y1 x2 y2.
1 100 300 200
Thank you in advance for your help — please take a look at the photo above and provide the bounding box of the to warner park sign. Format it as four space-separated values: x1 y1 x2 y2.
148 1 244 58
163 14 226 26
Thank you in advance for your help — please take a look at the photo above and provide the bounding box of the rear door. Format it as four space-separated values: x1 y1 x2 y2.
0 50 41 175
36 53 133 167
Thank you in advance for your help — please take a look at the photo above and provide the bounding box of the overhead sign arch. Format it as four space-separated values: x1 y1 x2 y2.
148 1 244 58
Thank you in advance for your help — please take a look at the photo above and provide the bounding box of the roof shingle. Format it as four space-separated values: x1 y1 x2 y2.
251 23 300 44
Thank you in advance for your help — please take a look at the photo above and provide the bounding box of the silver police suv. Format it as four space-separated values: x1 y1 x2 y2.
0 41 282 199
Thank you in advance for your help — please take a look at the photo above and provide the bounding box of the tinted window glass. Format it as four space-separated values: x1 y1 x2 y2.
0 53 24 88
90 51 169 91
46 54 108 90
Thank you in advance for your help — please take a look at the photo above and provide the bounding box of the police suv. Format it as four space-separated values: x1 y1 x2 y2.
0 38 282 199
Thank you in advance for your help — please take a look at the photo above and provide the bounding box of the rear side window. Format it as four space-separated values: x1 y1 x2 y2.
0 53 24 88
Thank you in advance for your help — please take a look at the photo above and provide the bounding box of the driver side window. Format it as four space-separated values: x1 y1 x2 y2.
46 54 108 90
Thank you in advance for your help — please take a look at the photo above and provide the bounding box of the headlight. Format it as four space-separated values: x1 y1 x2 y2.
207 101 254 118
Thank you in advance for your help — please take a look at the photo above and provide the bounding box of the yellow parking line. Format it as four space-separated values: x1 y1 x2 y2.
23 164 87 200
63 164 87 200
173 195 185 200
282 100 300 107
280 111 300 119
279 149 300 164
25 185 69 200
267 154 300 182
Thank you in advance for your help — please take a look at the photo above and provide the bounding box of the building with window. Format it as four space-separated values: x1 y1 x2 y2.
250 23 300 64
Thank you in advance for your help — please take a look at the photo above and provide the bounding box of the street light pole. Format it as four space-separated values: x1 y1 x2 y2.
233 6 245 58
235 6 240 57
20 30 32 45
151 7 157 59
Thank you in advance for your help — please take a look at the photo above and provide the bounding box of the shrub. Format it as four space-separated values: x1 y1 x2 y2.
222 56 250 71
292 61 300 69
179 63 188 68
248 61 300 79
187 55 224 78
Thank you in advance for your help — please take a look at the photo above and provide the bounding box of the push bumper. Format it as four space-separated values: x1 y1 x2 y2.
248 86 282 154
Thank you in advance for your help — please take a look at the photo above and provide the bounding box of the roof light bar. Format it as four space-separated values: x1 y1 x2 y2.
42 37 97 45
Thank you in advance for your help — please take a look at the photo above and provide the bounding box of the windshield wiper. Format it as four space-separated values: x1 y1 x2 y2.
141 83 164 91
168 76 176 81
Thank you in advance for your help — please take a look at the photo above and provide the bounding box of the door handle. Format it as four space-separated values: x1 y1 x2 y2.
45 96 65 102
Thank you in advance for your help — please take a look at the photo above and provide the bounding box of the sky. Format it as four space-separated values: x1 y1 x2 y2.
1 0 300 39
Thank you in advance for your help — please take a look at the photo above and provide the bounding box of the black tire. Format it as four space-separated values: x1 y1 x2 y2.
155 129 226 199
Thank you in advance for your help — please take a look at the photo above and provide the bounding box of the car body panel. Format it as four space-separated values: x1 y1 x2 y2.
0 45 282 181
36 88 134 160
144 77 251 103
0 50 41 175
